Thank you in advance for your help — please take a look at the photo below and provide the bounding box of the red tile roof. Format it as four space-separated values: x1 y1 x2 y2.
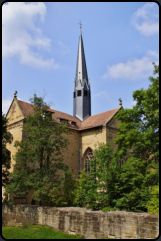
18 99 120 131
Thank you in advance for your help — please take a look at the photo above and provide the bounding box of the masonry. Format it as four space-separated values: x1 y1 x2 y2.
2 204 159 239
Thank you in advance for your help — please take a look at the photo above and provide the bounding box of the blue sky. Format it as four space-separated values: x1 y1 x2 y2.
2 2 159 116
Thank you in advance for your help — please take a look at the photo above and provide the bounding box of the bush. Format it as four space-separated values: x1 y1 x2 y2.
102 206 119 212
145 185 159 214
73 169 89 207
50 169 77 207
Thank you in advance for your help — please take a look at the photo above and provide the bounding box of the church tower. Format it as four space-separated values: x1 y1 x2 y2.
73 23 91 121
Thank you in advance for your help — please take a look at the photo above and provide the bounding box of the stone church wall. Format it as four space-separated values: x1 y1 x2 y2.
61 129 79 178
2 120 24 200
106 118 121 150
2 204 159 239
80 126 106 170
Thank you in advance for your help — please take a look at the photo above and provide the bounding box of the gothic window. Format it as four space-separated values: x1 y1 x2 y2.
84 90 87 96
84 148 94 174
78 90 81 96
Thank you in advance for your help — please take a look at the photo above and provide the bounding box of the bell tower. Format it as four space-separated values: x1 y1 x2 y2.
73 22 91 121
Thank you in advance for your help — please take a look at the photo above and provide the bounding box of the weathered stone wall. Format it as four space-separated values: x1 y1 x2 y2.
2 204 159 239
62 129 79 178
80 127 106 170
106 118 121 150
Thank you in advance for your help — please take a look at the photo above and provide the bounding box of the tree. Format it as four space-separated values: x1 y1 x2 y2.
112 62 159 212
74 169 93 208
76 63 159 212
5 94 70 205
50 168 77 207
74 143 119 210
2 113 11 187
145 185 159 214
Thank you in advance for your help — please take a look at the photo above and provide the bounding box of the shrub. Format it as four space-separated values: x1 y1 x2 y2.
145 185 159 214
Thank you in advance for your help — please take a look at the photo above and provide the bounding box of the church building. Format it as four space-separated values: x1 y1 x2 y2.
3 24 123 204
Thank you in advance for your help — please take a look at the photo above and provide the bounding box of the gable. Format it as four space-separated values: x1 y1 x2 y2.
104 106 122 128
6 98 25 125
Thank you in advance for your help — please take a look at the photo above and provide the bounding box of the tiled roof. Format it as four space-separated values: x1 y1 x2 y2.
17 99 120 131
80 108 119 130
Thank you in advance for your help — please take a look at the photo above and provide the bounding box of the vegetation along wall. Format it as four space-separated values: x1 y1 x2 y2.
2 204 159 239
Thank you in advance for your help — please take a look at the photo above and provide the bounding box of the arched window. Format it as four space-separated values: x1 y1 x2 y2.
83 148 94 174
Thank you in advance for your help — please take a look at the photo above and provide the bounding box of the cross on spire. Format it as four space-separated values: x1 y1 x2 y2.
78 20 83 28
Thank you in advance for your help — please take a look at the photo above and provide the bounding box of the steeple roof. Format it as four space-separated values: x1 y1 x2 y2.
75 26 89 86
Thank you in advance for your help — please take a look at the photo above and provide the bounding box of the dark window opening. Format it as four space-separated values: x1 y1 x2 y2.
60 119 68 124
78 90 81 96
9 134 13 144
71 121 76 126
74 92 76 98
31 199 36 205
84 90 88 96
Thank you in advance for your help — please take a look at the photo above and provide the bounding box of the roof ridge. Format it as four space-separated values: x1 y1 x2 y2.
18 99 75 118
17 99 120 130
88 108 119 118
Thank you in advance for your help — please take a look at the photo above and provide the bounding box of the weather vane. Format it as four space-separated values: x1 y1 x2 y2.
118 98 122 107
78 20 83 28
14 91 18 98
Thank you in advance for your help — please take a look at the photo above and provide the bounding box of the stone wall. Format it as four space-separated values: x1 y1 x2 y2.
62 129 79 178
2 204 159 239
80 126 106 170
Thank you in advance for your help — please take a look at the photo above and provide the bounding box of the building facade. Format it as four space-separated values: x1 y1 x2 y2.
3 25 122 204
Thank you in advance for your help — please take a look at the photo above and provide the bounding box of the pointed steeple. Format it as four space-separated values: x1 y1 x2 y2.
75 22 89 87
73 22 91 121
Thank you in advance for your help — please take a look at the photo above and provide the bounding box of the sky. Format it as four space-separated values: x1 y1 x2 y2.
2 2 159 117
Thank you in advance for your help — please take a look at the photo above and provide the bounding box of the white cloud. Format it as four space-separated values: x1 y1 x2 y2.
131 3 159 36
59 42 70 55
2 2 58 69
92 91 109 100
2 99 12 115
102 51 159 80
147 50 159 59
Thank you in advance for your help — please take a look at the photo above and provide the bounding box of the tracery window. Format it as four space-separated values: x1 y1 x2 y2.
84 148 94 174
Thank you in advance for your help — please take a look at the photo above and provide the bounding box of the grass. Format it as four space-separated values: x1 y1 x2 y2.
2 224 83 239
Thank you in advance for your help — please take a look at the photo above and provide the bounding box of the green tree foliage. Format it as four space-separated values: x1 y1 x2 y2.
114 62 159 176
74 143 119 210
74 169 93 208
145 185 159 214
50 168 77 207
2 113 11 187
76 63 159 213
5 94 70 205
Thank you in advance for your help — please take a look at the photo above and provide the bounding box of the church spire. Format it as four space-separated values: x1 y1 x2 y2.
75 20 89 87
73 22 91 121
